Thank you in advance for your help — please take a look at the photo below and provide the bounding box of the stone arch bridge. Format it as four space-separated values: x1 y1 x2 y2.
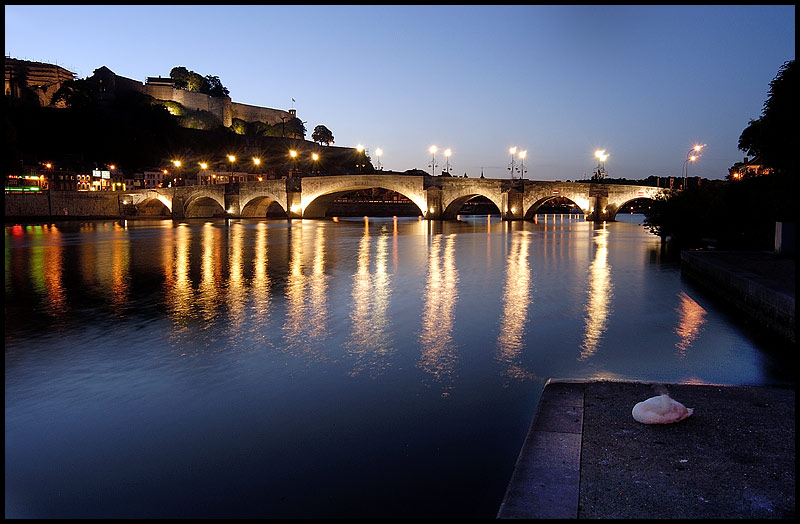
121 174 668 221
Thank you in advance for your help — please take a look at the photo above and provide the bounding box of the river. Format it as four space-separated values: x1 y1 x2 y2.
4 214 790 518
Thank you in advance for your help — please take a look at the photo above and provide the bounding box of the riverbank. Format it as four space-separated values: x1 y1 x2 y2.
680 250 795 344
498 379 795 519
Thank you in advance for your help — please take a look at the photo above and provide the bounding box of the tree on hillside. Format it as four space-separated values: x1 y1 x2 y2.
737 59 796 175
203 75 229 98
170 66 230 98
312 124 334 145
285 117 306 139
50 79 99 110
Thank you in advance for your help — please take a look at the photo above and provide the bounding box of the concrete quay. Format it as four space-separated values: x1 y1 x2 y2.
680 250 795 344
497 379 795 519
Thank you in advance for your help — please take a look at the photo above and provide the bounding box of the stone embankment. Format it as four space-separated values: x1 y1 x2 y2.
5 191 123 219
680 250 795 344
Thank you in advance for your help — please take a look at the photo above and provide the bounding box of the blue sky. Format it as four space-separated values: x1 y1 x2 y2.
5 5 795 180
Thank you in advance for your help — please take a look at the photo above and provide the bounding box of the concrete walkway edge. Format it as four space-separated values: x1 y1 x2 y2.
497 379 586 519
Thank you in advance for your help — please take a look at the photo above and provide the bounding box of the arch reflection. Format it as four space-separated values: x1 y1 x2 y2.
579 225 613 360
198 222 221 322
251 222 272 325
169 224 192 325
418 234 459 396
226 222 246 333
283 222 329 358
496 231 534 382
348 219 394 377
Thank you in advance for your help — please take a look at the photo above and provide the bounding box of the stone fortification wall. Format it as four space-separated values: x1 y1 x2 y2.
230 102 291 126
5 191 122 218
140 85 288 127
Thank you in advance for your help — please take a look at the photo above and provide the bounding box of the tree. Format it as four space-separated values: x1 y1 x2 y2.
285 117 306 139
203 75 229 98
170 66 229 97
312 124 334 145
50 79 99 110
737 59 796 175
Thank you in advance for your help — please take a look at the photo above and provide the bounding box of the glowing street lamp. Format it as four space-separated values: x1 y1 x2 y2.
227 154 236 182
375 148 383 170
594 150 608 180
199 162 208 185
355 144 368 173
444 148 452 174
682 144 705 188
518 150 527 180
311 152 320 174
428 145 438 176
289 149 298 177
508 146 517 179
171 160 182 187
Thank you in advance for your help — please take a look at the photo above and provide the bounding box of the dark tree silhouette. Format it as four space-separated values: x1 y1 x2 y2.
737 59 796 175
312 124 334 145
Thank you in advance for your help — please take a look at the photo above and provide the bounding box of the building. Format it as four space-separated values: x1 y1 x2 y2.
5 57 76 107
728 157 773 180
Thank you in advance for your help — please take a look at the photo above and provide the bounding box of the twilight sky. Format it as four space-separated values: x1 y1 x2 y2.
5 5 795 180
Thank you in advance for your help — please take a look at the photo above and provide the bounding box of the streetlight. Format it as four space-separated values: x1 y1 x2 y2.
311 152 320 174
356 144 366 173
289 149 298 177
518 150 527 180
375 148 383 170
227 154 236 183
253 157 261 182
172 159 182 187
444 148 452 174
594 150 608 181
199 162 208 184
508 147 517 179
428 145 438 176
682 144 705 189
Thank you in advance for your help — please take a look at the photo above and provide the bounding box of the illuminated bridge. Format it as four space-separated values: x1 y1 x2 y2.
121 174 669 221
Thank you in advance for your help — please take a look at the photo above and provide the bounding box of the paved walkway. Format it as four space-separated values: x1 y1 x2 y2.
498 379 795 519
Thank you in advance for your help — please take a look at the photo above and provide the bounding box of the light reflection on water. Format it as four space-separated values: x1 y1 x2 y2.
4 215 789 518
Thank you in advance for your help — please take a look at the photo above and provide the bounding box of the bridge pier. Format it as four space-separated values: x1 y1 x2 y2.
287 190 302 219
502 189 524 221
224 189 241 217
423 188 442 219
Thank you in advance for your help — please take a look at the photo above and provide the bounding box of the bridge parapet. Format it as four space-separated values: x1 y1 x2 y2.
119 176 669 221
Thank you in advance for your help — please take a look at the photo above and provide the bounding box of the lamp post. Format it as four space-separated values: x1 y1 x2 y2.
508 147 517 179
311 152 319 174
375 148 383 171
199 162 208 185
444 148 452 174
356 144 366 173
289 149 298 177
428 145 438 176
227 154 236 183
682 144 705 189
172 159 182 187
518 150 527 180
594 150 608 181
253 157 261 182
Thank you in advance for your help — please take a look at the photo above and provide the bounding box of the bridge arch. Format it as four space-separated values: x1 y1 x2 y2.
302 186 425 218
524 195 589 220
137 195 172 216
240 193 288 218
441 192 503 219
184 195 226 218
300 175 426 219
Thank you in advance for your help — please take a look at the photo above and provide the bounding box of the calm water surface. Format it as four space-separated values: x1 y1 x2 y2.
4 215 789 518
